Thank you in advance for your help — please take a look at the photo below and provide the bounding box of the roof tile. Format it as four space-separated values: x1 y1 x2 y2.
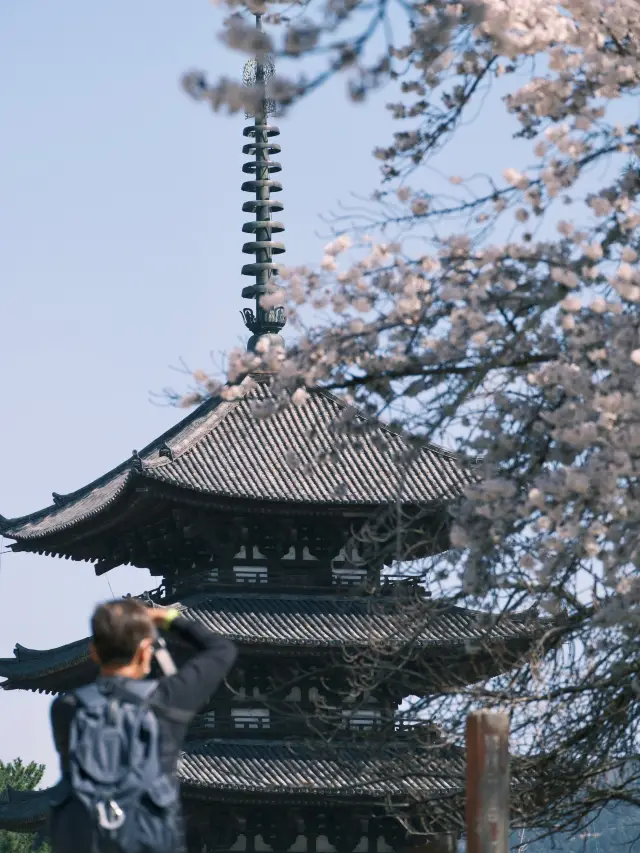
179 739 465 798
1 379 473 541
0 592 537 686
0 739 465 832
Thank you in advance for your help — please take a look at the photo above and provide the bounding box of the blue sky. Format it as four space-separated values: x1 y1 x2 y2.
0 0 404 784
0 2 532 784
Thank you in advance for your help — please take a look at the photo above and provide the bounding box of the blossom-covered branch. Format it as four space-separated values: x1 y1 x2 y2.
179 0 640 835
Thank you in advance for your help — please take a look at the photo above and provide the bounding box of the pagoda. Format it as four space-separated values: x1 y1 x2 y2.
0 18 540 853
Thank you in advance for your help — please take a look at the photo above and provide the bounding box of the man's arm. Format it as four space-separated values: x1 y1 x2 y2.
50 693 76 773
152 610 237 716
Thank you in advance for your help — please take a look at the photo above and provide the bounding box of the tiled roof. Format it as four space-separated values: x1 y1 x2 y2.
0 786 53 830
0 592 539 688
178 738 465 798
179 593 538 648
0 376 473 541
0 637 92 686
0 739 465 831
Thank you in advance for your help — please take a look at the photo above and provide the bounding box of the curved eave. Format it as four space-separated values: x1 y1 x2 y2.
1 737 541 834
0 386 227 543
0 789 465 835
0 738 466 834
1 476 460 550
0 636 94 693
0 378 474 549
5 479 452 553
0 630 543 695
0 786 53 832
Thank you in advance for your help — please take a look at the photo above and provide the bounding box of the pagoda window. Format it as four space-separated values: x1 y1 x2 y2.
283 836 307 853
231 708 270 730
332 566 367 586
255 834 306 853
201 710 216 729
233 565 268 584
342 709 382 731
194 553 219 580
316 836 368 853
285 686 302 702
334 547 363 564
332 548 367 586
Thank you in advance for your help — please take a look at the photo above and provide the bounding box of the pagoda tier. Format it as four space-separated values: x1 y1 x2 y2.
0 737 466 849
0 16 533 850
0 377 472 575
0 418 537 852
0 591 540 694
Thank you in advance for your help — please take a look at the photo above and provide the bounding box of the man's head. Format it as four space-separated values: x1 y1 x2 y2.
89 599 155 679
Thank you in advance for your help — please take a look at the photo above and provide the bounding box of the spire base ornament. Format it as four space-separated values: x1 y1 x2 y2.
241 305 286 336
246 332 285 354
240 13 286 352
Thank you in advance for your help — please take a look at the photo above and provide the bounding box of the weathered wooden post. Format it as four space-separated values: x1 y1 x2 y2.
466 711 510 853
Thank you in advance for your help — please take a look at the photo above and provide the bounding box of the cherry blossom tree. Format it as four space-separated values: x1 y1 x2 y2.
180 0 640 836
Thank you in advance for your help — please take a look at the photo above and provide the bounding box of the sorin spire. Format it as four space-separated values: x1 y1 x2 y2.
240 14 286 352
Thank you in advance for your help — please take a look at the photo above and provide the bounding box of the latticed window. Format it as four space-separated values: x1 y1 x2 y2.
284 686 302 702
332 547 367 586
342 709 382 731
201 710 216 729
194 554 218 583
332 566 367 586
232 708 271 730
233 566 268 584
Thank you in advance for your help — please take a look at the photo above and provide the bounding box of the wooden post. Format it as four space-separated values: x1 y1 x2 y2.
466 711 510 853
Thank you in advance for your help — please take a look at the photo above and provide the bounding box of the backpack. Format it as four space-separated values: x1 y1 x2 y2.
49 679 182 853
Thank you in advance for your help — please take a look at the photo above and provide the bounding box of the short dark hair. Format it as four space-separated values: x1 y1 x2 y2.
91 599 154 666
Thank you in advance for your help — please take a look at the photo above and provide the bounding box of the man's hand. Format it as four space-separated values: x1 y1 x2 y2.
148 607 180 630
149 608 169 627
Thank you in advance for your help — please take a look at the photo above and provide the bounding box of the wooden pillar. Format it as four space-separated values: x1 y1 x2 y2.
466 711 509 853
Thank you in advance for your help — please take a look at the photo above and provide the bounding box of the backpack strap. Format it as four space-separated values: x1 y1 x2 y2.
110 679 159 702
109 680 193 725
72 683 107 710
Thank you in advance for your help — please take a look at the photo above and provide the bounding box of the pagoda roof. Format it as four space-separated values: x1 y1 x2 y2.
179 738 464 800
0 376 472 544
0 592 540 691
0 738 465 832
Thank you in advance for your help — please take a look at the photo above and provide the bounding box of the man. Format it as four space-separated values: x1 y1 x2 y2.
49 598 237 852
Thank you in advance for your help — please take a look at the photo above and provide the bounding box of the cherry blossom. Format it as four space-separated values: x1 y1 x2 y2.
178 0 640 833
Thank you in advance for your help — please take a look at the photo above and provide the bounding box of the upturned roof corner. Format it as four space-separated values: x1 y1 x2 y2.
0 380 472 551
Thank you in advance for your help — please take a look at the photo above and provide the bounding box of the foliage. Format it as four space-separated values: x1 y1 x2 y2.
182 0 640 840
0 760 49 853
